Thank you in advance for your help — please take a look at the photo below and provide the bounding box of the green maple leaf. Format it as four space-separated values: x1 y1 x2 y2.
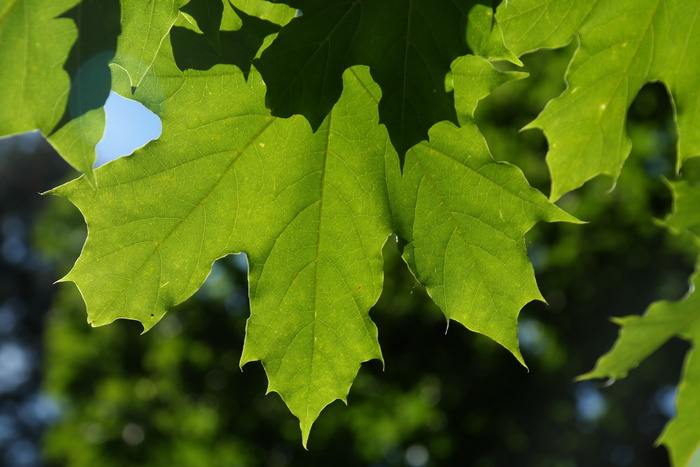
56 32 394 442
254 0 518 161
448 54 528 125
46 7 575 440
389 120 576 362
580 180 700 466
666 181 700 239
511 0 700 200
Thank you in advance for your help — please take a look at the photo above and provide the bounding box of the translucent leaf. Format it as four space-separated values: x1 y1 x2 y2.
240 68 392 445
47 20 576 441
0 0 77 137
580 268 700 467
579 269 700 381
55 28 395 439
449 55 527 124
230 0 297 27
659 346 700 467
496 0 594 55
0 0 121 180
111 0 184 88
388 120 577 364
465 3 521 64
522 0 700 200
651 0 700 170
47 108 105 181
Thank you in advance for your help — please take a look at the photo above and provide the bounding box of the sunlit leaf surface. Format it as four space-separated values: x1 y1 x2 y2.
521 0 700 200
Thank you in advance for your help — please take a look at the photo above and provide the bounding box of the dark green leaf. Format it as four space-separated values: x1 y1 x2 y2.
256 0 483 160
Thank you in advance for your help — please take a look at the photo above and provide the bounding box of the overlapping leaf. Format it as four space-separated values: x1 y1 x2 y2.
255 0 519 161
0 0 77 137
513 0 700 200
47 0 121 183
448 55 527 125
496 0 594 55
111 0 184 88
652 1 700 171
238 69 396 445
496 3 700 462
1 0 119 179
170 1 283 75
581 181 700 466
230 0 297 26
666 181 700 239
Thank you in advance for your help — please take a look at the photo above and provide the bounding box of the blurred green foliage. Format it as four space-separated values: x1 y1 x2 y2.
38 45 697 466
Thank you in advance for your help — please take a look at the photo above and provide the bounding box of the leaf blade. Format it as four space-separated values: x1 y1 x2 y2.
521 0 700 200
389 121 578 363
241 67 392 444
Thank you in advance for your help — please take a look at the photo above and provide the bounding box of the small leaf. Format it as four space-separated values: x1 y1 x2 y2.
449 55 527 125
465 3 521 65
47 108 105 186
229 0 297 27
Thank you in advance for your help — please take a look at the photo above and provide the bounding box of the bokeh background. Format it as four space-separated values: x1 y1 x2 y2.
1 44 699 466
